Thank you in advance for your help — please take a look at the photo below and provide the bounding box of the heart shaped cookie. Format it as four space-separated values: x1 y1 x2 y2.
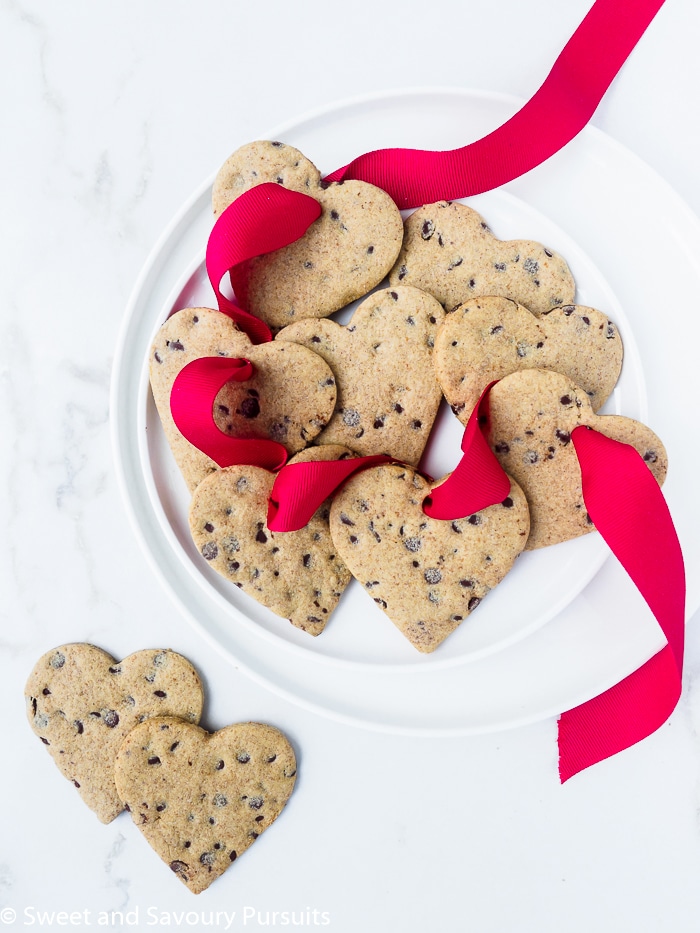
488 369 668 549
150 307 337 492
25 645 203 823
213 140 404 330
434 297 623 420
115 716 297 894
276 286 445 466
329 463 529 652
189 445 353 635
389 200 576 315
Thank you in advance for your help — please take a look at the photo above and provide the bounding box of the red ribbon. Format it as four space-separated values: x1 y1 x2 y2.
182 0 681 779
323 0 667 207
206 182 321 344
170 357 288 471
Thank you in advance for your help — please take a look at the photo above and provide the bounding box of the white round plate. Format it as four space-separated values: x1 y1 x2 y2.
111 89 700 734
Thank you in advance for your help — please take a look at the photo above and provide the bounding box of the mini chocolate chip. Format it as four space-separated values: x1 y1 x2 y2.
523 258 539 274
40 737 50 745
490 325 504 335
148 756 161 765
237 752 251 764
256 528 268 543
373 417 385 429
200 852 215 866
154 350 162 364
204 522 214 533
494 262 506 272
154 690 166 698
103 710 119 728
42 687 51 696
555 429 571 445
302 554 312 567
266 754 277 763
467 514 481 526
460 579 473 588
404 537 422 552
397 265 407 280
502 497 514 508
494 442 510 454
168 339 185 351
448 258 463 270
304 260 314 269
411 419 422 430
230 851 238 862
156 803 166 812
643 450 658 464
560 395 573 406
240 397 260 419
340 513 355 526
342 409 361 427
467 596 482 611
394 402 404 413
201 542 218 561
421 219 434 239
249 796 264 810
367 245 374 254
524 451 539 464
214 794 228 807
424 568 442 584
75 720 83 734
50 651 66 669
468 278 476 288
170 861 189 875
170 742 180 752
330 209 339 221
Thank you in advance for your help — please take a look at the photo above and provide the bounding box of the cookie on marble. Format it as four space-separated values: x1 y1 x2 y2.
329 463 529 652
189 445 354 635
115 716 297 894
25 645 204 823
276 286 445 466
488 369 668 549
150 307 337 492
389 200 575 315
212 140 404 330
434 297 623 422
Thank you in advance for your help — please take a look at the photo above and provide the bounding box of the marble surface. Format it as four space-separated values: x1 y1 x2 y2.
3 1 700 930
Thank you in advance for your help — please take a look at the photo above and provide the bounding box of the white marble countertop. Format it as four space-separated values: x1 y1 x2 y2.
3 1 700 930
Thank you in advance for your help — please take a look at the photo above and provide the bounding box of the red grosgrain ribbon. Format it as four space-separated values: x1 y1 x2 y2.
206 182 321 344
267 454 392 532
170 357 288 471
557 427 685 782
424 383 511 519
322 0 666 208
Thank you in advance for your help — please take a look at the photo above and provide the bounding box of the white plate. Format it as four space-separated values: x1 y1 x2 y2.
111 89 700 733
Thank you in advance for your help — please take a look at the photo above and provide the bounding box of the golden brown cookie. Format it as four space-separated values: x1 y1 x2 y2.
189 445 353 635
276 286 445 466
115 717 297 894
329 463 529 652
213 140 404 330
434 297 623 421
25 645 203 823
389 200 575 315
150 307 337 492
488 369 668 549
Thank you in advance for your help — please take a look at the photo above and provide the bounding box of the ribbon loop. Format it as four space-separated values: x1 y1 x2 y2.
206 182 322 344
170 357 288 472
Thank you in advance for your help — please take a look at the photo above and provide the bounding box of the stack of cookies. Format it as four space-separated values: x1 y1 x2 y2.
149 141 667 654
25 644 297 893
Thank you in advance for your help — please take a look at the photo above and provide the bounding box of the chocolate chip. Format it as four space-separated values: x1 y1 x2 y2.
421 219 435 240
200 852 215 866
255 528 268 543
448 258 463 270
397 265 407 280
467 596 481 611
50 651 66 669
373 417 385 429
201 542 218 561
302 554 312 567
248 796 264 810
75 720 83 734
214 794 228 807
237 752 251 764
239 397 260 419
204 522 214 533
524 451 539 464
229 851 238 862
523 258 539 274
340 513 355 526
467 514 481 525
424 568 442 584
555 429 571 445
154 690 166 698
168 339 185 351
330 209 339 221
103 710 119 728
367 245 374 254
404 537 422 552
494 262 506 272
460 579 473 588
148 756 161 765
494 442 510 455
266 754 277 763
451 522 462 533
501 497 514 508
342 409 361 427
560 395 572 406
411 419 422 430
108 666 121 674
170 861 189 876
643 450 658 464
